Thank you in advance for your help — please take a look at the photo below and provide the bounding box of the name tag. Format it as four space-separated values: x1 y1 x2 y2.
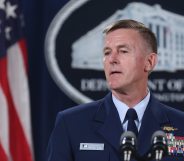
80 143 104 151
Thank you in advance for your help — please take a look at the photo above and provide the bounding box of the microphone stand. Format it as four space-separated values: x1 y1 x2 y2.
132 149 167 161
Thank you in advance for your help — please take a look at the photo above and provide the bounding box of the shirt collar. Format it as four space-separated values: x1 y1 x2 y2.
112 91 150 124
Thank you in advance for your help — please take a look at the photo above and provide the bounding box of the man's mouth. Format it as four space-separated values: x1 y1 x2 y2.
110 71 121 75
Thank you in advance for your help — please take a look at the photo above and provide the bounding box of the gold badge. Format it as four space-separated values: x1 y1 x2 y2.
162 126 178 132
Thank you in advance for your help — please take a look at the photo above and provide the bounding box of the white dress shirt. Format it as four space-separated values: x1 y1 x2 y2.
112 91 150 131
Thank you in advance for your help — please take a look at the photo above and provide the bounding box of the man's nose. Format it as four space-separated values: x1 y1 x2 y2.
109 52 119 64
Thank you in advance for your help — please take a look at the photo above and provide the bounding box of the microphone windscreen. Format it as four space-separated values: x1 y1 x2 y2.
151 130 167 145
120 131 137 151
120 131 136 143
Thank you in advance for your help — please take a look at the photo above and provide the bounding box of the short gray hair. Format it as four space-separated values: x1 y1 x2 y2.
103 19 157 54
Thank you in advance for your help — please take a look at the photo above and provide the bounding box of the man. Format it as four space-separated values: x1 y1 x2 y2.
47 19 184 161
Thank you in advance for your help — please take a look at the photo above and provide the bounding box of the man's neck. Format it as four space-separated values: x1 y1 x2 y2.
112 88 148 108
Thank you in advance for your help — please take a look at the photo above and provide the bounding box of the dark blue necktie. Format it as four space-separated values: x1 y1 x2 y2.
125 108 138 136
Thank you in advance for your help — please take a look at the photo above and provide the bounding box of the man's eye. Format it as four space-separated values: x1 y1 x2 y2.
104 51 110 56
119 50 128 53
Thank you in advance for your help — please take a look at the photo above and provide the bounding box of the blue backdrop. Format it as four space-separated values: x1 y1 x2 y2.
22 0 75 161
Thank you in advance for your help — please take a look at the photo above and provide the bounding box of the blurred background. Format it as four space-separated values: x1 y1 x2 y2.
0 0 184 161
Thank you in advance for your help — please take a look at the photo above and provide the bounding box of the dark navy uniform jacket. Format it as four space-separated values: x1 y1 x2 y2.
47 93 184 161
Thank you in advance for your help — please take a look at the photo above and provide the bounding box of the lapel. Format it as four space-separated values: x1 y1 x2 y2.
93 93 123 151
137 94 170 156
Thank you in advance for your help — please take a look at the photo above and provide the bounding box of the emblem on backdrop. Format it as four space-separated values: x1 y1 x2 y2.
45 0 184 106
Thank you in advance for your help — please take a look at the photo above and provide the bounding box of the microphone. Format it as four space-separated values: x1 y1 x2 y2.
120 131 137 161
150 130 168 161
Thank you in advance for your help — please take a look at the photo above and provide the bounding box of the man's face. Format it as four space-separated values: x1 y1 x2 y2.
103 29 151 94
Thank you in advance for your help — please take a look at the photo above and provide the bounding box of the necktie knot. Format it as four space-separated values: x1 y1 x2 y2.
126 108 138 121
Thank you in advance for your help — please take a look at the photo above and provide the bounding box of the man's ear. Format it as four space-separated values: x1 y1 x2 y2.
144 53 158 72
